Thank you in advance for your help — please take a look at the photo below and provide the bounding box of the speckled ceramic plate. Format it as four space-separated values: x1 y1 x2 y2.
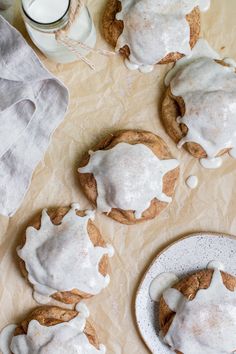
135 232 236 354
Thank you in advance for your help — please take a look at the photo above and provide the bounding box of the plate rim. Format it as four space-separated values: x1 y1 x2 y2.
135 231 236 353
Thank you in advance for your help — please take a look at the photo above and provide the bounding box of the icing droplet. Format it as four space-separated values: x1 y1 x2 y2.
76 302 90 318
71 202 80 211
124 59 139 71
106 244 115 257
104 274 111 287
139 65 154 74
99 344 107 353
200 157 223 169
0 324 17 354
33 291 51 305
186 175 198 189
207 260 225 271
149 272 179 302
163 288 185 313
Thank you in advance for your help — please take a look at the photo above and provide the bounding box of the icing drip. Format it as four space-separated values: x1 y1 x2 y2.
0 304 106 354
115 0 210 71
167 39 236 169
149 272 179 302
163 269 236 354
185 175 198 189
17 204 114 302
78 143 179 218
207 260 225 271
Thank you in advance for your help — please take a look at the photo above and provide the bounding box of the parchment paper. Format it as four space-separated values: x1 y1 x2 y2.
1 1 236 353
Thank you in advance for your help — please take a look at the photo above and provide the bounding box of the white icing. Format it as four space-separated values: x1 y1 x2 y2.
185 175 198 189
207 260 225 271
17 204 114 302
167 39 236 169
115 0 210 71
0 325 17 354
149 272 179 302
78 143 179 218
163 269 236 354
1 304 106 354
199 156 223 169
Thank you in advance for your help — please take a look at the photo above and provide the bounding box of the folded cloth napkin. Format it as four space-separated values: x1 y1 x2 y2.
0 16 69 216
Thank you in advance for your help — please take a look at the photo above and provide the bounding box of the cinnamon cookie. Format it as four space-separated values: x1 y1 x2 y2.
78 130 179 225
17 204 114 305
159 267 236 354
162 39 236 169
102 0 210 72
0 304 106 353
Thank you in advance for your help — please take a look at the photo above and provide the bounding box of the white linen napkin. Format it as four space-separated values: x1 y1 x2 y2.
0 16 69 216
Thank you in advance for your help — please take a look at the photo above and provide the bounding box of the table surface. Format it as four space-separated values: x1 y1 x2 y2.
1 1 236 353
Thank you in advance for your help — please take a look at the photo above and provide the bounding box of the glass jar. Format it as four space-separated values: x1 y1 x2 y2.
21 0 97 64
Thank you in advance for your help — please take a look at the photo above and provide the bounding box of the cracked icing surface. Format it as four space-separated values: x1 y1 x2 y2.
167 39 236 169
163 269 236 354
115 0 210 72
78 143 179 219
0 304 106 354
17 204 114 301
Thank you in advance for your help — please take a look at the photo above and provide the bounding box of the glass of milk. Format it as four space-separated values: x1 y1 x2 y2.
21 0 97 63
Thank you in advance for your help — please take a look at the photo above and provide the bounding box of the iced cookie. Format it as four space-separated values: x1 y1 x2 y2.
0 303 106 353
162 39 236 169
159 266 236 353
78 130 179 225
102 0 210 72
17 204 114 305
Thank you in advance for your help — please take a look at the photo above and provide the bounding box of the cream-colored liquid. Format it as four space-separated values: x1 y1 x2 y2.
185 175 198 189
0 304 106 354
22 0 69 24
78 143 179 219
116 0 210 72
17 204 114 302
163 268 236 353
167 39 236 169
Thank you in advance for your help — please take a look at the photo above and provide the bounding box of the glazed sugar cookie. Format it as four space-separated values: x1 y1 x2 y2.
159 268 236 354
162 39 236 169
17 204 114 305
78 130 179 225
102 0 210 72
0 304 106 353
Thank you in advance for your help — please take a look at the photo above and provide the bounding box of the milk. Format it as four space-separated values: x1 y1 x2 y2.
23 0 69 24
